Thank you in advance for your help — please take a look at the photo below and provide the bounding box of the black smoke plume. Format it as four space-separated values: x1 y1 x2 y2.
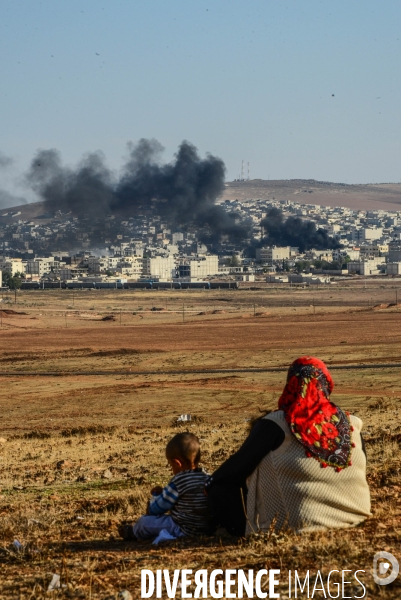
261 208 340 252
26 140 252 244
26 149 116 218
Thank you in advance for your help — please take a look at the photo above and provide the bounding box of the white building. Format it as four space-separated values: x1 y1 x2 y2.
143 256 176 280
0 257 24 275
172 232 184 244
387 262 401 276
352 228 383 242
332 248 360 261
25 258 55 277
116 257 143 277
388 243 401 262
359 244 388 258
256 246 291 263
347 258 385 275
178 255 219 280
327 224 341 235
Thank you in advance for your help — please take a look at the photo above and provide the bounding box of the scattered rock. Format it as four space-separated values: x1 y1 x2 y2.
56 459 73 470
76 475 90 483
373 303 389 310
0 437 6 443
102 315 116 321
118 591 133 600
177 414 191 422
102 469 113 480
48 573 61 591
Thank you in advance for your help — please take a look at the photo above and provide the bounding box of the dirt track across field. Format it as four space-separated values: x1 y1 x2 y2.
1 311 401 354
0 288 401 433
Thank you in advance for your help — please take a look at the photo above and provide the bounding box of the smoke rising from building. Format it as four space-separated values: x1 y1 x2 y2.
26 140 252 244
261 207 340 252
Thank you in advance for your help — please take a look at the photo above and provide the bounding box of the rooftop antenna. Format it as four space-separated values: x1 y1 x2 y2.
247 162 250 181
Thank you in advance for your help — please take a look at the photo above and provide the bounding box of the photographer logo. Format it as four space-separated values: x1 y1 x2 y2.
373 551 399 586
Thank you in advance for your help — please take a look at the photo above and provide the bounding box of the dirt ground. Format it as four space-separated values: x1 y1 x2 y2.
0 287 400 598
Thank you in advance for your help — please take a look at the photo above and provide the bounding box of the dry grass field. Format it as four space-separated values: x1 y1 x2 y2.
0 286 400 598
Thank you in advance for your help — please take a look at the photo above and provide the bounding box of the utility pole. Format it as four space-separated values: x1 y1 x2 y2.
14 289 17 304
120 309 122 325
182 303 185 323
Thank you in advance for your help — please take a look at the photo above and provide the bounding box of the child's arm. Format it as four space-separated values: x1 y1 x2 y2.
148 481 179 516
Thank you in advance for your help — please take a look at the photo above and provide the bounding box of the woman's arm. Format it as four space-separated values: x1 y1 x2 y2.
207 418 285 488
361 433 367 459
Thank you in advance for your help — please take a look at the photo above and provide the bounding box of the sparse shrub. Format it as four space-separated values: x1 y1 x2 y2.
60 425 117 437
23 431 51 440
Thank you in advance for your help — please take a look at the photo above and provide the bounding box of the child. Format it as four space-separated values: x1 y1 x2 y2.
119 432 211 540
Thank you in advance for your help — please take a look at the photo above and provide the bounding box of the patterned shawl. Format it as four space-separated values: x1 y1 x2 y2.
278 356 354 471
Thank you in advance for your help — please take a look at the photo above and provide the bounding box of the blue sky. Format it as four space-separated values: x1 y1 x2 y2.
1 0 401 204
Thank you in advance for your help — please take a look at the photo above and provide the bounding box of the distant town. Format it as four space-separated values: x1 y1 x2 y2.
1 194 401 289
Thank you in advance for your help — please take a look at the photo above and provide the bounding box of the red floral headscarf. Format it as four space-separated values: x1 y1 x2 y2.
278 356 354 471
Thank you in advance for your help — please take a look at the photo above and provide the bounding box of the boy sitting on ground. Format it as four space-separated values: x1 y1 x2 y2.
119 432 210 540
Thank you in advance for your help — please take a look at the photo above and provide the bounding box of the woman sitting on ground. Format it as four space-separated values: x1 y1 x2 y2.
206 356 371 536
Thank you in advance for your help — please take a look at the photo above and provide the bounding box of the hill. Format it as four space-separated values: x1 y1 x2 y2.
2 179 401 221
0 201 49 224
221 179 401 211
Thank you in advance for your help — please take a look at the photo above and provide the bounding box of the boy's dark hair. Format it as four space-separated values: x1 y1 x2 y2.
166 432 201 465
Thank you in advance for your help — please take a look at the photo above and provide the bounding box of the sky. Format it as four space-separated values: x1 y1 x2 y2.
1 0 401 206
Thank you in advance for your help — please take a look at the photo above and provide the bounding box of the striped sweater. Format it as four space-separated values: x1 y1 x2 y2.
148 468 210 535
